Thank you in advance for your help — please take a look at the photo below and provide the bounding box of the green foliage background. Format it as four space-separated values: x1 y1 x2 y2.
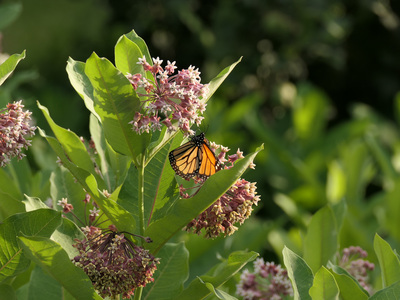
2 0 400 297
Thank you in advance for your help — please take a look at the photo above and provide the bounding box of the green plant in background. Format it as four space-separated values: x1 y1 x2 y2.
1 10 400 299
0 30 263 299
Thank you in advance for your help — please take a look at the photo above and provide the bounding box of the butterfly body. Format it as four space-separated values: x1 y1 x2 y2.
169 133 218 180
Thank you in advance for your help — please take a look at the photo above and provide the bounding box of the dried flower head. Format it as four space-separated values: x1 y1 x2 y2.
183 141 260 238
0 100 36 167
127 56 209 136
236 258 293 300
338 246 375 294
73 226 159 299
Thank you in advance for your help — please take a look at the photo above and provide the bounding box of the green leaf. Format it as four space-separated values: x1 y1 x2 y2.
0 209 61 282
38 128 136 234
50 217 84 260
0 2 22 30
374 233 400 287
115 35 144 76
283 247 313 300
203 57 242 104
27 265 68 300
303 206 337 273
23 195 48 211
66 58 99 120
201 280 238 300
369 281 400 300
0 283 16 300
176 251 258 300
143 242 189 299
0 51 25 86
18 236 102 300
89 114 131 190
309 266 339 300
145 145 263 253
124 30 152 64
328 264 369 299
84 52 151 165
292 83 330 140
38 102 105 189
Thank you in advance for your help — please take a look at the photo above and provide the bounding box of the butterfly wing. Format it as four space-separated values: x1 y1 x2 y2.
169 140 201 180
169 133 218 180
197 142 218 179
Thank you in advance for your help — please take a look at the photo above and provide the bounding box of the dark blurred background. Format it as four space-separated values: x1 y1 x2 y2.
1 0 400 230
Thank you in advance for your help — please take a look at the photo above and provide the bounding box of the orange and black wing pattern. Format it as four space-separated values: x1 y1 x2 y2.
169 132 218 180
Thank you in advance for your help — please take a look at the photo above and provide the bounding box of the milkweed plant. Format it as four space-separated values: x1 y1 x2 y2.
0 30 399 300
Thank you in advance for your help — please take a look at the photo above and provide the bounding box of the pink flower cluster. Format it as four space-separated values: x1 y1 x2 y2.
127 56 208 136
236 258 293 300
73 226 159 299
183 143 259 238
339 246 375 294
0 100 36 167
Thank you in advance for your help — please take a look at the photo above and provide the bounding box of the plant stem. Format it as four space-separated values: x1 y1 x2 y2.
134 287 143 300
138 154 146 239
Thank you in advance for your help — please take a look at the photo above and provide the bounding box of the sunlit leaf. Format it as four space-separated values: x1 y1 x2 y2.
283 246 313 300
0 209 61 282
0 51 25 86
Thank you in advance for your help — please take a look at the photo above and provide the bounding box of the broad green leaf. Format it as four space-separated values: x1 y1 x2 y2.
50 217 84 260
177 251 258 300
283 246 313 300
38 128 136 234
369 281 400 300
66 58 99 120
38 102 105 189
143 242 189 299
0 168 21 199
0 209 61 282
27 265 71 300
145 145 263 253
0 283 16 300
203 57 242 104
115 35 144 75
117 135 177 229
18 236 102 300
0 191 24 222
0 2 22 30
374 233 400 287
309 266 339 300
303 206 337 273
89 114 131 191
124 30 152 64
84 52 150 166
0 51 25 86
328 264 369 299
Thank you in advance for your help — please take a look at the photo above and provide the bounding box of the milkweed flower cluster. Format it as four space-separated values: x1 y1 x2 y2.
0 100 36 167
338 246 375 294
72 226 159 299
236 258 293 300
183 144 260 238
127 56 209 136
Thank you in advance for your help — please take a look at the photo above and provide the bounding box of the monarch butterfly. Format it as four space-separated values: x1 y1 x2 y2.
169 132 219 180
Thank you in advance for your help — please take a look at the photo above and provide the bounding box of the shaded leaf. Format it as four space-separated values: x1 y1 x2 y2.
18 236 102 300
